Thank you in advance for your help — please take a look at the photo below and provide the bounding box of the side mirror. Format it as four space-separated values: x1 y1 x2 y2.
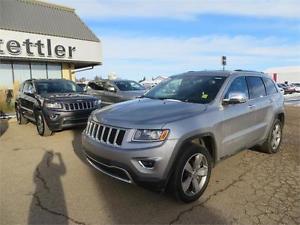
223 92 247 105
107 86 116 92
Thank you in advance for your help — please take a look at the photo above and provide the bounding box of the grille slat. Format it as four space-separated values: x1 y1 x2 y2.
102 127 110 142
106 128 113 144
86 122 91 134
95 124 100 139
90 123 95 136
113 129 120 145
98 125 104 140
86 121 126 146
87 122 92 134
109 128 117 144
93 124 99 138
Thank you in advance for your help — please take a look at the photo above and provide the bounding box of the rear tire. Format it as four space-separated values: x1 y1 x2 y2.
260 119 282 154
35 111 52 137
170 144 212 203
15 105 28 125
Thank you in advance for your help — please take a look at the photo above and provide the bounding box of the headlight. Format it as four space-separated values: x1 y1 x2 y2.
44 102 62 109
94 99 101 107
133 129 169 142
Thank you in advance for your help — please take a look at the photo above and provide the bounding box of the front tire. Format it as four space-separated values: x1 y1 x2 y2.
260 119 282 154
171 144 212 203
15 105 28 125
35 111 52 137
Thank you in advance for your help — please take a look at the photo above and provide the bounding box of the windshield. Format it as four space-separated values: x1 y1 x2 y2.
35 80 83 94
144 75 226 104
114 80 145 91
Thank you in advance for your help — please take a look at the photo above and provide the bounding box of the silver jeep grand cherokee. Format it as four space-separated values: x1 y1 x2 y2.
81 70 284 202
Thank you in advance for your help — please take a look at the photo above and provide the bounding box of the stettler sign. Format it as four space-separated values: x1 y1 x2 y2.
0 29 102 64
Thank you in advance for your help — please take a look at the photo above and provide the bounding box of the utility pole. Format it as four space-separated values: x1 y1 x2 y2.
222 56 226 70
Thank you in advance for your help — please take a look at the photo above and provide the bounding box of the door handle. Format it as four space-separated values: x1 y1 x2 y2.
248 104 256 109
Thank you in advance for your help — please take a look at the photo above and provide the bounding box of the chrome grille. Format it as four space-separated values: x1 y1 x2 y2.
64 101 94 111
85 121 126 146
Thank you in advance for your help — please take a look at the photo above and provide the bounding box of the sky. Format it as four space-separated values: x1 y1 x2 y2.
52 0 300 81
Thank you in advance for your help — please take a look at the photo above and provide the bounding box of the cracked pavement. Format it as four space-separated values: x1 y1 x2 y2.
1 106 299 225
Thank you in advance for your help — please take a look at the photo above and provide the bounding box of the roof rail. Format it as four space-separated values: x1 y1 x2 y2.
234 69 263 73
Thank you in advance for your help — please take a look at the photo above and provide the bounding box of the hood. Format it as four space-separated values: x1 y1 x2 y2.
119 90 146 100
40 92 97 102
93 98 207 128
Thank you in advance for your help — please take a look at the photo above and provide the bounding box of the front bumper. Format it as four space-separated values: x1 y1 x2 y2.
43 108 95 131
81 132 178 188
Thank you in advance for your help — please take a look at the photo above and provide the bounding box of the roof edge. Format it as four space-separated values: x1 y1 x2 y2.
19 0 75 12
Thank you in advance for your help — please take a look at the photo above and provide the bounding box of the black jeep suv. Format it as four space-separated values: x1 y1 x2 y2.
15 79 101 136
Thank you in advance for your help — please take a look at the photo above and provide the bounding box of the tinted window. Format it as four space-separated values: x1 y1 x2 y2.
225 76 249 99
145 75 226 104
263 78 278 95
246 76 266 99
103 81 116 91
114 80 145 91
88 82 104 90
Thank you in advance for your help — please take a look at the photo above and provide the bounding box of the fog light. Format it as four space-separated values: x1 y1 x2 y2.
139 160 156 169
49 114 59 121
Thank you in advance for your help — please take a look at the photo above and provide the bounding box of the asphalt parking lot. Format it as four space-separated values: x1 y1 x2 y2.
1 106 299 225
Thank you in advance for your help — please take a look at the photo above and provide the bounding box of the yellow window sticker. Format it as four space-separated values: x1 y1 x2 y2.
201 92 208 99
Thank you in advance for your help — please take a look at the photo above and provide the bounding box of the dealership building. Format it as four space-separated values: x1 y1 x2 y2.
0 0 102 108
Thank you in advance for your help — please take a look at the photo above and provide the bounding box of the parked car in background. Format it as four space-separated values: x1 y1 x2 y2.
277 83 294 95
276 84 285 95
291 83 300 93
76 82 88 92
87 79 146 106
15 79 100 136
81 70 284 202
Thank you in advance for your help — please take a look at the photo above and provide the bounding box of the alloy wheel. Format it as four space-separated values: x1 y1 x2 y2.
181 153 208 196
271 123 281 150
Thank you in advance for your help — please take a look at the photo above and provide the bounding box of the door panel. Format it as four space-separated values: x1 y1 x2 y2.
247 97 273 143
220 102 257 156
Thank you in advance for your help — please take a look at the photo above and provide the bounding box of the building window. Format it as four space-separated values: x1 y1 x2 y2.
0 62 13 89
31 63 47 79
13 63 31 85
47 64 62 79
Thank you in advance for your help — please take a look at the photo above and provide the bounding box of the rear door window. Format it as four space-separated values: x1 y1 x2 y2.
263 78 278 95
246 76 267 99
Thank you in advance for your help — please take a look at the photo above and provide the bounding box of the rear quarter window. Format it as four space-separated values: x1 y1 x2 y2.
263 78 278 95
